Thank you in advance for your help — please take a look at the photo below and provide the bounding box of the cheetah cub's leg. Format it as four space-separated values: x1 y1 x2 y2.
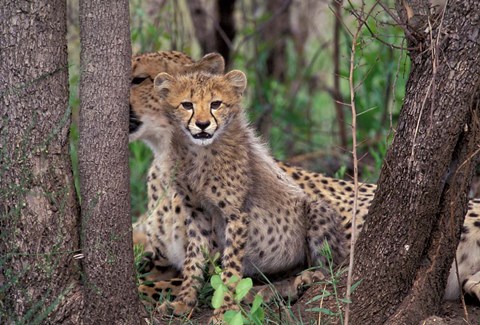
137 196 185 304
137 246 181 289
243 276 309 304
138 278 183 304
306 199 346 265
137 248 183 305
243 201 347 306
159 208 214 316
300 199 347 289
211 210 249 322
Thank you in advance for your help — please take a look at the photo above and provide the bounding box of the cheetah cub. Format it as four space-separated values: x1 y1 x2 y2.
154 70 347 318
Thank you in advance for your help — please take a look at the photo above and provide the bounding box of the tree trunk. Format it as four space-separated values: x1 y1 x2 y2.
255 0 292 143
216 0 237 65
187 0 217 54
264 0 291 81
0 1 83 323
187 0 237 66
351 1 480 324
78 1 143 323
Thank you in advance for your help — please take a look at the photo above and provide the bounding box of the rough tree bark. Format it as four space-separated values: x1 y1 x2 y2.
0 1 82 323
351 1 480 324
78 1 143 323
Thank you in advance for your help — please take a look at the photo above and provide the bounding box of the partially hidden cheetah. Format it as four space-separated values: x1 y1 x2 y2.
152 69 347 319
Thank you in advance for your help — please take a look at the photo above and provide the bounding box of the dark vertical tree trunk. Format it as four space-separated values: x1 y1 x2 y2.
187 0 237 66
187 0 217 54
351 1 480 324
264 0 291 81
0 1 83 323
255 0 292 143
216 0 237 65
79 1 143 323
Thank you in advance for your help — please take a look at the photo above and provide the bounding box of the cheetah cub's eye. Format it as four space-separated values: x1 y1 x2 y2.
181 102 194 110
210 101 222 110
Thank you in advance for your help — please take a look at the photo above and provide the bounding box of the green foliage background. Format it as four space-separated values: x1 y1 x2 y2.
66 0 409 220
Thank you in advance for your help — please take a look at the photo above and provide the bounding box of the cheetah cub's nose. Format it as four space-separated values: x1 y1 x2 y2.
195 120 211 130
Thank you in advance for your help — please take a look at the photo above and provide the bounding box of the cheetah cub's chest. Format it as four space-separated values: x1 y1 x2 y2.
175 142 309 276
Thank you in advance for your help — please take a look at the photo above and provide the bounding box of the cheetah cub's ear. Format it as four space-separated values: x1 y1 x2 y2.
154 72 175 99
225 70 247 96
191 53 225 75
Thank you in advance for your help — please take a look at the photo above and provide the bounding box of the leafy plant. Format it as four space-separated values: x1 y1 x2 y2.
210 274 265 325
304 241 362 325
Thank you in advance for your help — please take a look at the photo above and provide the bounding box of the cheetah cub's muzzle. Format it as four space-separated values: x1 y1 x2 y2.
180 100 222 146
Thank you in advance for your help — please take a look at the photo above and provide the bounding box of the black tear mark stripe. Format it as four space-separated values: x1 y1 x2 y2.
187 106 195 131
211 107 218 129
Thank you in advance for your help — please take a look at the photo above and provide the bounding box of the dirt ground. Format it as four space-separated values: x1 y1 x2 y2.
153 283 480 324
436 300 480 324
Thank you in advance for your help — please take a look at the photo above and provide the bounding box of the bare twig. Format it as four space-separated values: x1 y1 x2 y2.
317 282 328 325
347 2 420 51
332 0 348 149
344 1 381 323
377 1 420 41
454 256 470 324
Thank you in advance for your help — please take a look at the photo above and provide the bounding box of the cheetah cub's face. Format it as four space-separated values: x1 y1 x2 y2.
154 70 247 146
129 52 225 145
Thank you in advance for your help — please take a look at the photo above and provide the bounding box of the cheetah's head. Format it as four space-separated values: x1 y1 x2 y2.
154 70 247 146
129 51 225 152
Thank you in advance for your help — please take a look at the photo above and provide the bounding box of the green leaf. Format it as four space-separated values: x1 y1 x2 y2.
305 290 332 304
251 308 265 325
305 307 337 316
211 275 223 290
229 311 244 325
350 279 363 292
224 310 243 325
211 285 225 309
339 298 352 304
250 294 263 314
235 278 253 301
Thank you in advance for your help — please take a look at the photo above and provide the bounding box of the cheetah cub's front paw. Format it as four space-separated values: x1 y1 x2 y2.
208 314 225 325
293 269 325 289
209 299 239 324
158 299 195 317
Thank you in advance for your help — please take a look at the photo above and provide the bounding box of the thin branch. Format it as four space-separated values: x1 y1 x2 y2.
347 3 420 51
344 1 381 323
377 0 419 41
332 0 348 149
